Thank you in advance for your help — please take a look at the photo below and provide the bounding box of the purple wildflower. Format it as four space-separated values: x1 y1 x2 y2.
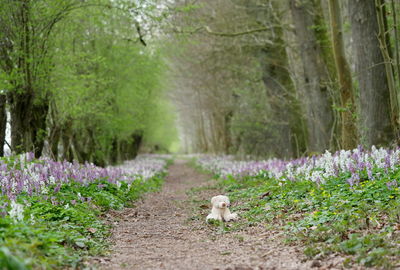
51 197 58 205
385 154 391 173
54 184 61 193
386 180 398 189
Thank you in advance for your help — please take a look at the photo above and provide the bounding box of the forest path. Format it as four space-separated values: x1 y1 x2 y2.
95 160 313 270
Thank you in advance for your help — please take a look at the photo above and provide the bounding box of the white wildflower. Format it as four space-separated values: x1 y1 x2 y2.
41 186 49 194
310 171 324 183
9 201 24 222
48 176 56 185
30 214 35 224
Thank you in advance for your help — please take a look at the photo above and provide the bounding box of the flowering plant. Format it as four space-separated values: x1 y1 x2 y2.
0 153 169 268
196 146 400 187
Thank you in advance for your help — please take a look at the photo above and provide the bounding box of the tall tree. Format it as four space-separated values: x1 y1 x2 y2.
167 0 309 157
48 3 170 165
0 95 6 156
349 0 394 146
328 0 357 149
248 0 303 158
375 0 400 140
0 0 81 156
289 0 334 153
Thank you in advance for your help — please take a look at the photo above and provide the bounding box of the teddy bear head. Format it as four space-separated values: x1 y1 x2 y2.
211 195 230 209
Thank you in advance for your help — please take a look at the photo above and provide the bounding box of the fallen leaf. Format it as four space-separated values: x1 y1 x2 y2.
259 192 270 199
75 241 86 248
88 227 97 234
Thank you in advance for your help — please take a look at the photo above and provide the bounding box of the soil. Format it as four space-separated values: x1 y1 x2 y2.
90 160 349 270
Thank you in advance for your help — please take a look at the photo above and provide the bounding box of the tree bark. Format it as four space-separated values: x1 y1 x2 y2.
289 0 334 153
130 133 143 159
4 1 50 157
49 126 61 160
61 121 73 162
328 0 358 149
375 0 400 140
0 95 7 156
31 102 49 157
2 0 87 160
349 0 394 146
8 92 33 154
223 111 232 153
260 45 294 158
8 91 49 157
110 138 119 165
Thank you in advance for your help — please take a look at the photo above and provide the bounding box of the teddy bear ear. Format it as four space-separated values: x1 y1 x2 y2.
211 196 217 204
220 195 228 201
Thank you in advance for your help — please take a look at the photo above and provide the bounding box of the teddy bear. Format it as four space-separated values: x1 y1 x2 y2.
206 195 238 222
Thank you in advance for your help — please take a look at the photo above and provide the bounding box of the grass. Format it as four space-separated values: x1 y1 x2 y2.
213 173 400 268
0 174 164 269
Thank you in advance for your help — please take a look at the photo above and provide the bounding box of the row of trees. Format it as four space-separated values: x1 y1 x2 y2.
0 0 176 165
167 0 400 158
2 0 397 161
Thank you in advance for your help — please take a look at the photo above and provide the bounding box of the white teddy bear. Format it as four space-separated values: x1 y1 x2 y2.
206 195 238 222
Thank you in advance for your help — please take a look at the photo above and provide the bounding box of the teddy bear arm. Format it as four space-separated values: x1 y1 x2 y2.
223 208 238 221
207 213 222 221
207 207 223 221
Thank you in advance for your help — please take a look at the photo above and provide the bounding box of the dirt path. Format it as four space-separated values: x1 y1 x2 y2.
94 160 316 270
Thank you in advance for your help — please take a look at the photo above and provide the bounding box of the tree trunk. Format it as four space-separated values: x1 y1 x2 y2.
328 0 358 149
289 0 334 153
223 111 233 153
8 92 33 154
129 133 142 159
5 1 50 157
8 90 49 157
281 0 309 157
197 111 208 152
61 122 73 162
375 0 400 140
260 45 294 158
210 114 217 153
0 95 7 156
49 126 61 160
110 138 119 165
31 102 49 157
349 0 394 146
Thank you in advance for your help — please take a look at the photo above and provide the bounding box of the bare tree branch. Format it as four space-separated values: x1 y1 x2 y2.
204 25 272 37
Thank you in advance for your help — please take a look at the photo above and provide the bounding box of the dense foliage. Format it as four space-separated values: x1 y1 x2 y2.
3 0 400 267
0 0 177 165
0 154 168 269
196 147 400 268
168 0 400 158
